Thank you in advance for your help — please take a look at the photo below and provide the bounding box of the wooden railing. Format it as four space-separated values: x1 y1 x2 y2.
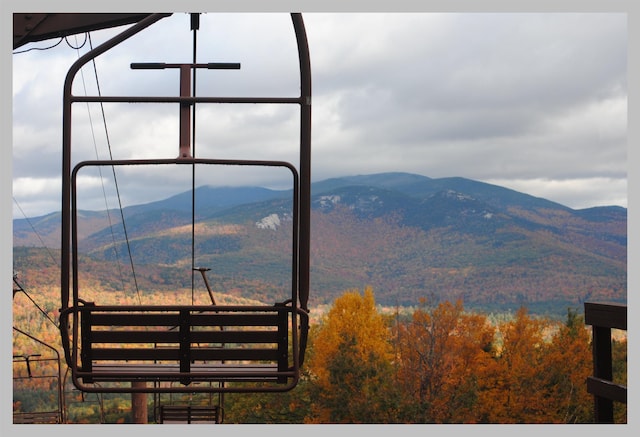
584 302 627 423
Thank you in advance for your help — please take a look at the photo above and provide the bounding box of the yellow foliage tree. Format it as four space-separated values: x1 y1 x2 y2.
305 286 399 423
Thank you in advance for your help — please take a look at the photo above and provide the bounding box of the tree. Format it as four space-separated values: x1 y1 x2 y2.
478 306 550 423
305 287 400 423
539 308 593 423
395 299 495 423
612 336 628 423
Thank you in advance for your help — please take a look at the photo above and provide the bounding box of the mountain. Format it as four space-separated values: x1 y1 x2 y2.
12 172 626 317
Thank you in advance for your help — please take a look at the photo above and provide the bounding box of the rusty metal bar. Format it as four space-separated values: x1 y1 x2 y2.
69 95 303 104
291 12 312 369
69 158 298 305
130 61 242 159
195 268 216 305
130 62 241 69
179 64 192 158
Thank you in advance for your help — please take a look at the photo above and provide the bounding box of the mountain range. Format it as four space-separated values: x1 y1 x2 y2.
13 172 627 317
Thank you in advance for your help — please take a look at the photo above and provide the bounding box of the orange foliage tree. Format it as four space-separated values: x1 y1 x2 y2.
539 308 593 423
395 298 496 423
477 306 551 423
477 306 596 423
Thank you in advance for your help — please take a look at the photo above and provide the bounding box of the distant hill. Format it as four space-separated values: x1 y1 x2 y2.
13 172 626 317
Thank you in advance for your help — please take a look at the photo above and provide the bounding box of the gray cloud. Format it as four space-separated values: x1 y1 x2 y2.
12 12 627 219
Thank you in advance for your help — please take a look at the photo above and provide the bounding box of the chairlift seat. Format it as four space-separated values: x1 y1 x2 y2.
13 411 61 424
62 302 304 393
159 404 222 423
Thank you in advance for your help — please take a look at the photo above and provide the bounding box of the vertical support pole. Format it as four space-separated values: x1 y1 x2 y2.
276 309 288 384
131 382 148 423
80 306 94 382
291 13 311 314
291 12 311 374
179 64 192 158
592 325 614 423
179 309 191 385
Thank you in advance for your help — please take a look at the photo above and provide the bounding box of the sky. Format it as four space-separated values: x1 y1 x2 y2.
8 7 629 221
2 1 638 433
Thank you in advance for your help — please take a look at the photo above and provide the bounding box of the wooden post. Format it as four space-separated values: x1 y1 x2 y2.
592 325 614 422
131 382 148 423
584 302 627 423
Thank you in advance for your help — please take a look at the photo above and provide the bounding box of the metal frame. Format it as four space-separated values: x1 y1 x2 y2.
59 13 311 394
13 327 65 424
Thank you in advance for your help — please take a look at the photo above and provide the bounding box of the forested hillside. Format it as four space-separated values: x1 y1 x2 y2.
13 172 626 317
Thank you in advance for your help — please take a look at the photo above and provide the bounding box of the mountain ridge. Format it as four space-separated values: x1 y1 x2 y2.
13 172 626 317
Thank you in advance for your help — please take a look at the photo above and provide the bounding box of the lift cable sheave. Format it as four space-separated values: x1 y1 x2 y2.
59 13 312 393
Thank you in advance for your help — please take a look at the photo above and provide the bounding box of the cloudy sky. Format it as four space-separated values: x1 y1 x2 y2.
8 5 629 221
1 1 636 432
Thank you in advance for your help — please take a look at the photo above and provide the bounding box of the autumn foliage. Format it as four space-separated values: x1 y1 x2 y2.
13 284 626 423
395 298 497 422
295 288 623 424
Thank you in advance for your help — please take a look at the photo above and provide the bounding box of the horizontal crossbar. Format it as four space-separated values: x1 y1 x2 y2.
89 312 283 327
89 347 280 361
587 376 627 404
80 363 291 382
584 302 627 330
90 329 281 344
